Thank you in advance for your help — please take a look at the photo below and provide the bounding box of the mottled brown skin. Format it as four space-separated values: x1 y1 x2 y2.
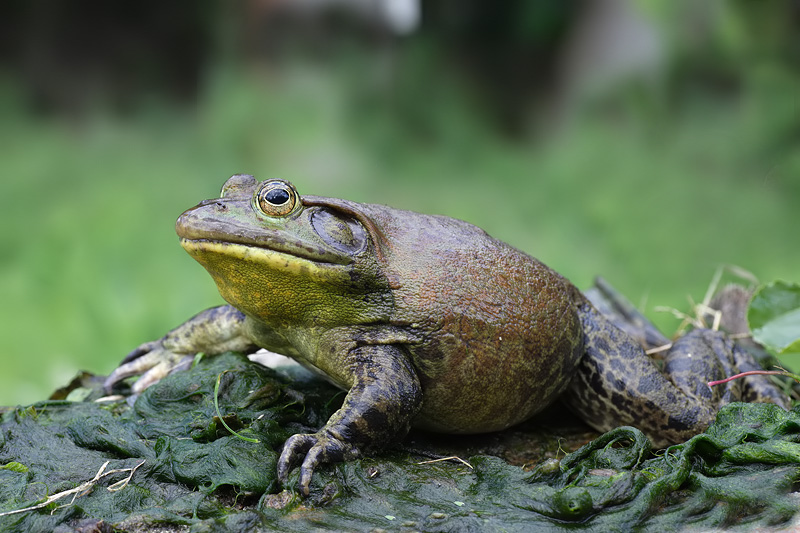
105 175 789 495
339 201 585 434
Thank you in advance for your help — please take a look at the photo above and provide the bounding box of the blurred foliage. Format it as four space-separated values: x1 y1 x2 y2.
1 0 799 405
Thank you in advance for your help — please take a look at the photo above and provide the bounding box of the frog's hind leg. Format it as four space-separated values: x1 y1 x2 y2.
583 276 671 351
563 302 788 447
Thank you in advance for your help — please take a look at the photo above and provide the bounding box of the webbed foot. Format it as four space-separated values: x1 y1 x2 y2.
103 339 194 394
104 306 255 395
277 431 360 496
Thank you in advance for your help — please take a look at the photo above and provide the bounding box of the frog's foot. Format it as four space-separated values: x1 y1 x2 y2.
277 431 360 496
104 306 255 396
103 340 194 395
275 345 421 496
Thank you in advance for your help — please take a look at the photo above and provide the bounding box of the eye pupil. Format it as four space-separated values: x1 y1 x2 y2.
256 179 299 217
265 188 290 205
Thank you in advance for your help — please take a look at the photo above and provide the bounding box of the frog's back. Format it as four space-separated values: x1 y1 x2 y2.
359 203 585 433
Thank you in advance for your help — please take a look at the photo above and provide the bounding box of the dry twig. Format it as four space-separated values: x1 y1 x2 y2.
416 456 473 469
0 460 145 517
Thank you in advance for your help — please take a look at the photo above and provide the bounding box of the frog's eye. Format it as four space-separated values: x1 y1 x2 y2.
256 180 299 217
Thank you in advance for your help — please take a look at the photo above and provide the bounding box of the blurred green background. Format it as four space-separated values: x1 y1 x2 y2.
0 1 798 406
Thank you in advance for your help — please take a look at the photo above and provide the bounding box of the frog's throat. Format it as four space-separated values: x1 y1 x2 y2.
180 238 350 282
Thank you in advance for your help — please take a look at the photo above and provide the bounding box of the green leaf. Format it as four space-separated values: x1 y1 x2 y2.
748 281 800 354
1 461 29 473
65 387 92 402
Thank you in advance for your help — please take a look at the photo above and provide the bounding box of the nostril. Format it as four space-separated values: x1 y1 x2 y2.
214 201 227 211
197 198 223 208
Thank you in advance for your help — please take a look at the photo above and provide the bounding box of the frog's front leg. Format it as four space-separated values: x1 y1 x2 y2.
278 344 422 496
104 305 257 394
564 303 788 447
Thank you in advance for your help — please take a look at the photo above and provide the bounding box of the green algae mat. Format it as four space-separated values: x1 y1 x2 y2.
1 353 799 532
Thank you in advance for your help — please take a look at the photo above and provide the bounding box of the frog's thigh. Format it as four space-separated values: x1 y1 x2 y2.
563 310 719 447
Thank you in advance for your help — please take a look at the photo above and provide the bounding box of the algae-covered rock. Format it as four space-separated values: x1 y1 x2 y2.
1 353 799 532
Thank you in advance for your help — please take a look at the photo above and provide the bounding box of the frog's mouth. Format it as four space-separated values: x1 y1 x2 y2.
179 239 354 284
179 237 351 266
176 209 354 266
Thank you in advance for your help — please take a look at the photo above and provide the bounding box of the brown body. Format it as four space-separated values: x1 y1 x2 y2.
352 203 584 433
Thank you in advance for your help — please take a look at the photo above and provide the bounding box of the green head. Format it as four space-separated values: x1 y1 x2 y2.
176 174 392 328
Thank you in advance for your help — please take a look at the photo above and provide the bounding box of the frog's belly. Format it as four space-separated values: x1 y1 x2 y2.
411 346 581 434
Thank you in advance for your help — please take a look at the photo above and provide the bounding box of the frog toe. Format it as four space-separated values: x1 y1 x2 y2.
168 354 197 374
119 340 162 365
278 432 356 496
130 358 177 394
104 345 188 393
298 439 352 495
104 360 142 393
277 433 314 484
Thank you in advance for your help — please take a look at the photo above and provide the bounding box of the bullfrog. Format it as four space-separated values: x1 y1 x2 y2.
104 174 788 495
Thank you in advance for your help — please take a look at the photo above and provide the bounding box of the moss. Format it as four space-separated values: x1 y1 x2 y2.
1 353 799 531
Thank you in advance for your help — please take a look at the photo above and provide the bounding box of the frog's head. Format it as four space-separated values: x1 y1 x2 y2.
176 174 392 327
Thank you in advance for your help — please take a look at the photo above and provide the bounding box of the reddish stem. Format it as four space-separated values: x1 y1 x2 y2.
707 370 786 388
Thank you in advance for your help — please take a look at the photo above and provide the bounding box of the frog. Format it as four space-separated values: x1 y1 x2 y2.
104 174 789 495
